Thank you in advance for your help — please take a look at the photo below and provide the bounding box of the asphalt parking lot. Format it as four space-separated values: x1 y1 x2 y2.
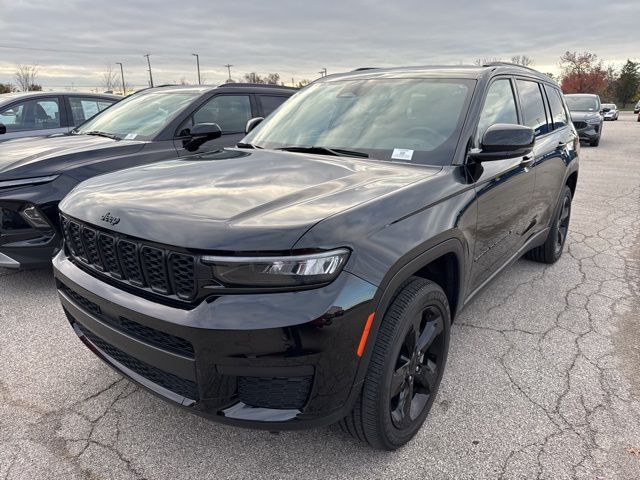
1 113 639 480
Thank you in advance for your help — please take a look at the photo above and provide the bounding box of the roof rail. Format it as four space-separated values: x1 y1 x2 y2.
482 62 541 74
217 82 298 90
352 67 379 71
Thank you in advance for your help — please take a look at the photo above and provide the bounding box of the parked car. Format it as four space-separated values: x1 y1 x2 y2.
53 64 579 450
0 91 119 142
564 93 603 146
601 103 619 121
0 83 295 269
634 100 640 114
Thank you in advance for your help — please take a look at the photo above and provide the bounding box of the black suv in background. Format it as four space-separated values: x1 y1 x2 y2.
564 93 603 146
54 64 579 450
0 83 295 268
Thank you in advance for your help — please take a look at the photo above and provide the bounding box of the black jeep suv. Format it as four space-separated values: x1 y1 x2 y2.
53 64 579 450
0 83 295 269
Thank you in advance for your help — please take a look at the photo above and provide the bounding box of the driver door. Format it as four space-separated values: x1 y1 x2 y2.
174 94 253 156
468 77 536 293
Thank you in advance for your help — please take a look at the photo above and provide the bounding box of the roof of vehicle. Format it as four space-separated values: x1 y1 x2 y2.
0 91 120 104
564 93 601 98
131 83 298 96
320 63 557 85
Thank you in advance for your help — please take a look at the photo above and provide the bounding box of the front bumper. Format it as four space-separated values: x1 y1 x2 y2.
53 251 378 430
0 176 77 268
573 122 601 141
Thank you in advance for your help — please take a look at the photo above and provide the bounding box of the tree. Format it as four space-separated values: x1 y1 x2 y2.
265 73 280 85
14 64 40 92
243 72 265 84
296 79 310 88
0 83 15 94
559 51 608 96
102 65 118 92
614 60 640 107
224 78 236 84
511 55 534 67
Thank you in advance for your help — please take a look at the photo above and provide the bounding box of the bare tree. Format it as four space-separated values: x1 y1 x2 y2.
243 72 265 84
102 65 118 92
0 83 15 94
511 55 534 67
14 64 40 91
265 73 281 85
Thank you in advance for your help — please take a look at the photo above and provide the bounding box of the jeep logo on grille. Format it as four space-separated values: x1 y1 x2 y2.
100 212 120 226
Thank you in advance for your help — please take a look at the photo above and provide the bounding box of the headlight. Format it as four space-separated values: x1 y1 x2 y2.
586 116 601 124
0 175 59 190
201 248 350 288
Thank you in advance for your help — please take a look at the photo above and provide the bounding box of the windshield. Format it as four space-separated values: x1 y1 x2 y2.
602 104 616 109
565 96 600 112
243 78 474 165
75 91 197 140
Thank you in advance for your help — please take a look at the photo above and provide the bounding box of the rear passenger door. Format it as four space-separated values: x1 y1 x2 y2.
174 93 255 155
257 94 290 118
469 77 536 292
514 79 571 236
66 96 116 128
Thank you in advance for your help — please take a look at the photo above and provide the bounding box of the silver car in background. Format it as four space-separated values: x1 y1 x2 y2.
602 103 619 121
0 91 119 142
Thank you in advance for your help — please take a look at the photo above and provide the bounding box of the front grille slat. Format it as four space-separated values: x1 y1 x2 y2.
118 240 144 286
61 215 196 303
169 254 196 300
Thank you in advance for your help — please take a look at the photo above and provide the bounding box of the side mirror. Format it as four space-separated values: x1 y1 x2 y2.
183 123 222 152
469 124 535 162
0 123 5 135
245 117 264 134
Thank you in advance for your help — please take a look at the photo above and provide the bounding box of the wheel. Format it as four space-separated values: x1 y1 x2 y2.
525 185 572 264
590 135 600 147
339 277 450 450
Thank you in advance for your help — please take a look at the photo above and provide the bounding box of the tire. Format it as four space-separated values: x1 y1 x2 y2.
339 277 451 450
590 136 600 147
525 185 572 264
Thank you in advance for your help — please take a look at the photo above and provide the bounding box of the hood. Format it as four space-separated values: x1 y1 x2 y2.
569 111 601 122
60 149 440 251
0 134 145 179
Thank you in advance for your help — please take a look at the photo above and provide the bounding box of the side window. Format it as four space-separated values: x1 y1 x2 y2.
0 98 61 132
68 97 114 125
476 79 518 145
258 95 289 116
189 95 252 134
516 80 550 136
543 85 568 130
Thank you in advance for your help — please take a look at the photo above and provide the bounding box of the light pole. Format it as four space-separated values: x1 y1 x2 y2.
192 53 201 85
144 53 154 87
115 62 125 95
224 63 234 82
318 67 327 77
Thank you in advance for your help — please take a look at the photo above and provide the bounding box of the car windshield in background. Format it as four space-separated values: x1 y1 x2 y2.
565 96 600 112
602 104 616 109
75 92 197 140
244 78 474 165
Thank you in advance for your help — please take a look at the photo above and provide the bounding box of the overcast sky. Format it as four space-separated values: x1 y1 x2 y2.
0 0 638 91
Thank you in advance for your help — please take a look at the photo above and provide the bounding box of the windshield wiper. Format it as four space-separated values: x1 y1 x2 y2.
236 142 263 149
84 131 122 141
276 145 368 158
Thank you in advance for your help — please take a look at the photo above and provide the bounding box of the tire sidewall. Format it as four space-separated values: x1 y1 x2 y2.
549 186 572 261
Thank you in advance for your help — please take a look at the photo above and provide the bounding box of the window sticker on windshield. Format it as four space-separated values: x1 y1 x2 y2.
124 133 137 140
391 148 414 161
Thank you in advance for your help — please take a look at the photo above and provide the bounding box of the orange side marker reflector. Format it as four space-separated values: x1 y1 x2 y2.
356 313 375 357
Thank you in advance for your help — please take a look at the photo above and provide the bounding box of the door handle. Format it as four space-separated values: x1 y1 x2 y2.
520 155 534 168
